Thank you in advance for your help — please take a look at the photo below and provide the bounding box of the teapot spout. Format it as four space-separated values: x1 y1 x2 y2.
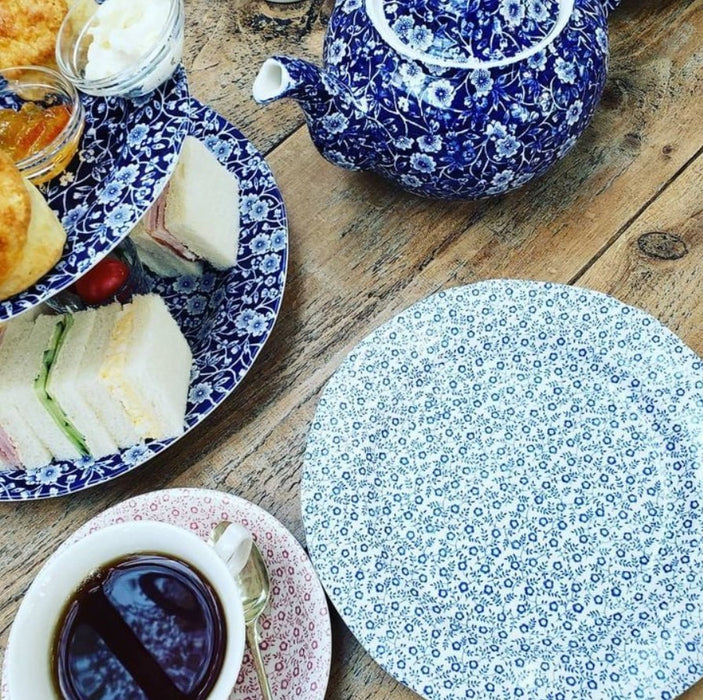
253 56 379 171
253 56 326 106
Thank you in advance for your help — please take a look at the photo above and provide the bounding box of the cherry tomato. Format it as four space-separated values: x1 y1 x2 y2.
73 256 130 305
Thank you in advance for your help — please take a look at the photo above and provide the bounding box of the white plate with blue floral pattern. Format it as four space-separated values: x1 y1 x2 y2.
301 280 703 700
0 99 288 500
0 66 191 322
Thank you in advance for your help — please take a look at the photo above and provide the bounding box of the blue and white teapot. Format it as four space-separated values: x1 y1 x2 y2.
253 0 620 199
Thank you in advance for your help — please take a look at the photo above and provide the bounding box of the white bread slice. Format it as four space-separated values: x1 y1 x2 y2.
0 430 14 469
11 315 83 462
0 319 52 469
80 303 142 449
100 294 192 441
163 136 239 269
130 218 204 278
47 309 119 458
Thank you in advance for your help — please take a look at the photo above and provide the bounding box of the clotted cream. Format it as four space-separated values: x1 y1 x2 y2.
84 0 172 82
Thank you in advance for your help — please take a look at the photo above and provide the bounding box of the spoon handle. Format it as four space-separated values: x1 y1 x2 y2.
247 622 274 700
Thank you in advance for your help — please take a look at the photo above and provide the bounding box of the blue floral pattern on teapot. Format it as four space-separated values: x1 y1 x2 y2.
383 0 564 64
254 0 620 199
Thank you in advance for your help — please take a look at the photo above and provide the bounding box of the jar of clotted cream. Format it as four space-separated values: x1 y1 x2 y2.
55 0 184 98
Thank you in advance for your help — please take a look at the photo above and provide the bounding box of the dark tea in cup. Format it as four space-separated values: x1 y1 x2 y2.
6 521 248 700
52 553 226 700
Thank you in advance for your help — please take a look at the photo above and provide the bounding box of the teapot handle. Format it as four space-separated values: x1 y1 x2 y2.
601 0 621 15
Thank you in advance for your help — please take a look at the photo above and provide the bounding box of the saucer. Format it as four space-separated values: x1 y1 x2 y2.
1 488 332 700
302 280 703 699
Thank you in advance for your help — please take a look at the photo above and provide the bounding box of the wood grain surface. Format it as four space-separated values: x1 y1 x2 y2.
1 0 702 698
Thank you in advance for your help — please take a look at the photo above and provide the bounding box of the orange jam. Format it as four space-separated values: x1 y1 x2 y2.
0 101 83 184
0 103 72 162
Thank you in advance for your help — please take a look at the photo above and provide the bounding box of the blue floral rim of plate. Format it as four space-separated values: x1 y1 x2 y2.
301 280 703 699
0 66 191 322
0 98 288 500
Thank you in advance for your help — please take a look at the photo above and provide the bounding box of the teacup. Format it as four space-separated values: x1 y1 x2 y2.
5 520 251 700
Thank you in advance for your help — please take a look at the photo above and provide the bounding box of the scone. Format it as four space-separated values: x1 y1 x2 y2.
0 150 66 300
0 0 68 69
0 152 30 283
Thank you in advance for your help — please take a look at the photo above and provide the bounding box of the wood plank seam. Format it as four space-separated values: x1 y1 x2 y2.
570 141 703 285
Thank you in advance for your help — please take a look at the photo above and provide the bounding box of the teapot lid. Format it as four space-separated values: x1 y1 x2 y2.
366 0 574 69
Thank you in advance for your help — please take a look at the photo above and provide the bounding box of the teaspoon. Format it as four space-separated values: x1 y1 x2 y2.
210 521 273 699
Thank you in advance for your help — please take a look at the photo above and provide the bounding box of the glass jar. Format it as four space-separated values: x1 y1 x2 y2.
0 66 85 185
55 0 185 99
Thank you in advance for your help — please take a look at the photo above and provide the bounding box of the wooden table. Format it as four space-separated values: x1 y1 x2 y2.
1 0 702 698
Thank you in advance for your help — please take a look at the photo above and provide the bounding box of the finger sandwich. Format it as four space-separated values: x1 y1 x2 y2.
98 294 193 442
130 135 240 277
0 319 53 469
7 314 87 462
46 305 124 456
0 293 193 470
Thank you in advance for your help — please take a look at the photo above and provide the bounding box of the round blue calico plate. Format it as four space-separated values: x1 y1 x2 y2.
0 66 190 322
301 280 703 699
0 99 288 500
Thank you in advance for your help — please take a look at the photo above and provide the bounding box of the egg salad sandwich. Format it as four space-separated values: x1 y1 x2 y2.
0 150 66 301
98 293 193 443
0 293 193 470
130 135 240 277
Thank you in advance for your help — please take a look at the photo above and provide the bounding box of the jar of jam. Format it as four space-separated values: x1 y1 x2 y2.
0 66 84 184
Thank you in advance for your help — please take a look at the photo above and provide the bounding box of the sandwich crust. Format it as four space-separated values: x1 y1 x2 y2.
0 151 30 285
0 0 68 69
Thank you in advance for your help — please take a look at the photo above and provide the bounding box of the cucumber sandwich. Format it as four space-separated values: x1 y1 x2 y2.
0 294 192 470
